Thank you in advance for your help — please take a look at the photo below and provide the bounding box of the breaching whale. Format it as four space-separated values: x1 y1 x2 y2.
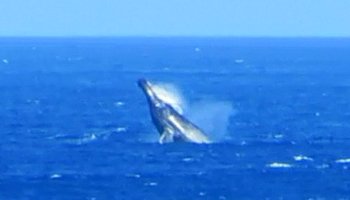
138 79 210 144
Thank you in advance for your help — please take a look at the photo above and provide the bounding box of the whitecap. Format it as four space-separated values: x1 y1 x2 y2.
116 127 127 132
52 129 117 145
126 173 141 178
335 158 350 163
198 192 206 196
50 174 62 179
2 59 9 64
67 56 83 61
196 171 205 176
234 59 244 64
67 133 98 145
79 133 97 144
267 162 292 168
144 182 158 186
316 164 330 169
114 101 125 107
33 100 40 105
274 134 284 139
293 155 314 161
219 196 227 200
182 157 194 162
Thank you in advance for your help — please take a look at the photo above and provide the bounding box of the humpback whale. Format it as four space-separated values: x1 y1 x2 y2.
138 79 210 144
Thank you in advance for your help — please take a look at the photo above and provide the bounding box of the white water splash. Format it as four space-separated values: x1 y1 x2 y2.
187 100 235 141
151 82 187 114
150 81 234 142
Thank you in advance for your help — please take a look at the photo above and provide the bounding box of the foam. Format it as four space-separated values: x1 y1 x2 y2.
182 157 195 162
116 127 127 132
50 174 62 179
2 59 9 64
114 101 125 107
335 158 350 163
144 182 158 186
267 162 293 168
126 173 141 178
293 155 314 161
234 59 244 64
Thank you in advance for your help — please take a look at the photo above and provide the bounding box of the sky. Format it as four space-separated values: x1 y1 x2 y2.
0 0 349 37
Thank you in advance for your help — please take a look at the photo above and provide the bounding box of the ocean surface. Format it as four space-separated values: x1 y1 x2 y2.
1 37 350 199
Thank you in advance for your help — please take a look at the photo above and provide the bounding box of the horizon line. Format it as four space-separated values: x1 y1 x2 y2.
0 35 350 39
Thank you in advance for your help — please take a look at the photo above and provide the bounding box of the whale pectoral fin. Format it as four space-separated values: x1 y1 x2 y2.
159 130 174 144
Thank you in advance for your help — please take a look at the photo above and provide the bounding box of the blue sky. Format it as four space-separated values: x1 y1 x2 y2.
0 0 349 37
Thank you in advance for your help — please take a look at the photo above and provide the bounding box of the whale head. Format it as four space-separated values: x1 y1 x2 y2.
138 78 165 108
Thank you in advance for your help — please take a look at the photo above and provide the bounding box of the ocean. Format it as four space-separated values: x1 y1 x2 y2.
0 37 350 199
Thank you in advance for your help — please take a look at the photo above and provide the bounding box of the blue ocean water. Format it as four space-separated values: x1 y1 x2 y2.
1 37 350 199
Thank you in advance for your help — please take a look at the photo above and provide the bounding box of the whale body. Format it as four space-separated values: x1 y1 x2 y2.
138 79 210 144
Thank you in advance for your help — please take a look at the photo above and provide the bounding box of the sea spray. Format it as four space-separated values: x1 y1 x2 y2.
150 82 234 142
151 82 187 114
186 100 235 141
